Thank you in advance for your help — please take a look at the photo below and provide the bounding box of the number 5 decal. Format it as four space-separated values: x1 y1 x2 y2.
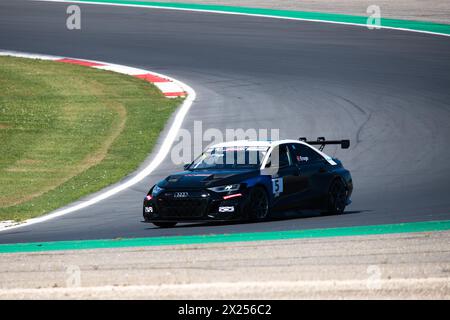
272 177 283 196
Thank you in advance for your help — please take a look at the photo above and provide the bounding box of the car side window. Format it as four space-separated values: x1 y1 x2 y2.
289 143 323 165
268 144 292 168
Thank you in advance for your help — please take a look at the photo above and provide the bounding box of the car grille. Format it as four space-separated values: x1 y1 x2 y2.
157 198 208 218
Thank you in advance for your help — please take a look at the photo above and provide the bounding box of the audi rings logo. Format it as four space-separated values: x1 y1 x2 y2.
174 192 189 198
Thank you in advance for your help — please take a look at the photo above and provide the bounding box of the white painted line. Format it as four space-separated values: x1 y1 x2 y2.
1 278 449 299
0 50 196 231
34 0 450 38
93 64 151 75
154 81 185 93
0 51 63 60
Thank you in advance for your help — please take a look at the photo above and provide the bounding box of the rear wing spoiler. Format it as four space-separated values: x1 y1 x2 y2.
299 137 350 151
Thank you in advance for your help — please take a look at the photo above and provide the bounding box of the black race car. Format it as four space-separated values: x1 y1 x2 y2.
143 138 353 228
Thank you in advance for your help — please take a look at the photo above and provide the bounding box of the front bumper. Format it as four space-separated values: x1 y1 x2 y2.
143 189 248 222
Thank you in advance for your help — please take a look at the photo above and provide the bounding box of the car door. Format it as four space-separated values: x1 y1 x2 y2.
267 144 303 209
288 143 327 208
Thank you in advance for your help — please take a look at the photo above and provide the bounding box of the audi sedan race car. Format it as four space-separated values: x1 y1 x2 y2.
143 138 353 228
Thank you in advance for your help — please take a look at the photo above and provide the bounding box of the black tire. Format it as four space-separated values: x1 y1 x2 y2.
152 222 177 228
324 178 348 215
247 186 270 220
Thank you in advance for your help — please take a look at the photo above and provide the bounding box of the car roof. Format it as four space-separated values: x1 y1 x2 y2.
210 139 305 148
209 139 337 165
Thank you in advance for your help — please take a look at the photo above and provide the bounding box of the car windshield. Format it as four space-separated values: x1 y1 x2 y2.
189 146 268 170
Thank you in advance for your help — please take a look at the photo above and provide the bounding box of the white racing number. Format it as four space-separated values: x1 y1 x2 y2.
272 177 283 197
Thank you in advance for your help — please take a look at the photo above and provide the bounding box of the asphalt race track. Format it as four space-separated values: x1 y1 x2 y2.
0 0 449 243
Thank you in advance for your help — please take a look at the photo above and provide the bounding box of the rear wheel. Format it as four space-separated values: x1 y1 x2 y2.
324 178 347 215
248 187 270 220
152 222 177 228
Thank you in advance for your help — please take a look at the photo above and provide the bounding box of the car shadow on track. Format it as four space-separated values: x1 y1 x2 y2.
144 210 371 230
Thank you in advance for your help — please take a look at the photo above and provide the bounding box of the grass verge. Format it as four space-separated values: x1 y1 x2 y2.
0 56 181 221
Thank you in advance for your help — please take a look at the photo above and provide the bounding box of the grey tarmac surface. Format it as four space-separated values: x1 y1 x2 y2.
144 0 450 24
1 231 449 299
0 0 450 243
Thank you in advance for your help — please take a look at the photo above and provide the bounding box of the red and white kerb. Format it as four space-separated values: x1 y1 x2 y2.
0 51 186 99
55 58 186 98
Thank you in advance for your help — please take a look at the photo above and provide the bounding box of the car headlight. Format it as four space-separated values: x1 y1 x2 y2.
151 185 164 196
207 184 241 193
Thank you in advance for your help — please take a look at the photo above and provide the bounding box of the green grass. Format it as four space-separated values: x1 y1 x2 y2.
0 56 181 221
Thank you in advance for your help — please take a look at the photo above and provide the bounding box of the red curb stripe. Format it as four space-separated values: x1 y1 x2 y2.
57 58 105 67
164 92 186 97
135 74 170 83
54 58 185 97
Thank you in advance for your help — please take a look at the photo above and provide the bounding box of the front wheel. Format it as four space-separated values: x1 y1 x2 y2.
247 187 270 220
324 179 348 215
152 222 177 228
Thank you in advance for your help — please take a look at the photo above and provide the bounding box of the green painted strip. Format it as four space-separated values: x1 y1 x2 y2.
63 0 450 36
1 219 449 253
